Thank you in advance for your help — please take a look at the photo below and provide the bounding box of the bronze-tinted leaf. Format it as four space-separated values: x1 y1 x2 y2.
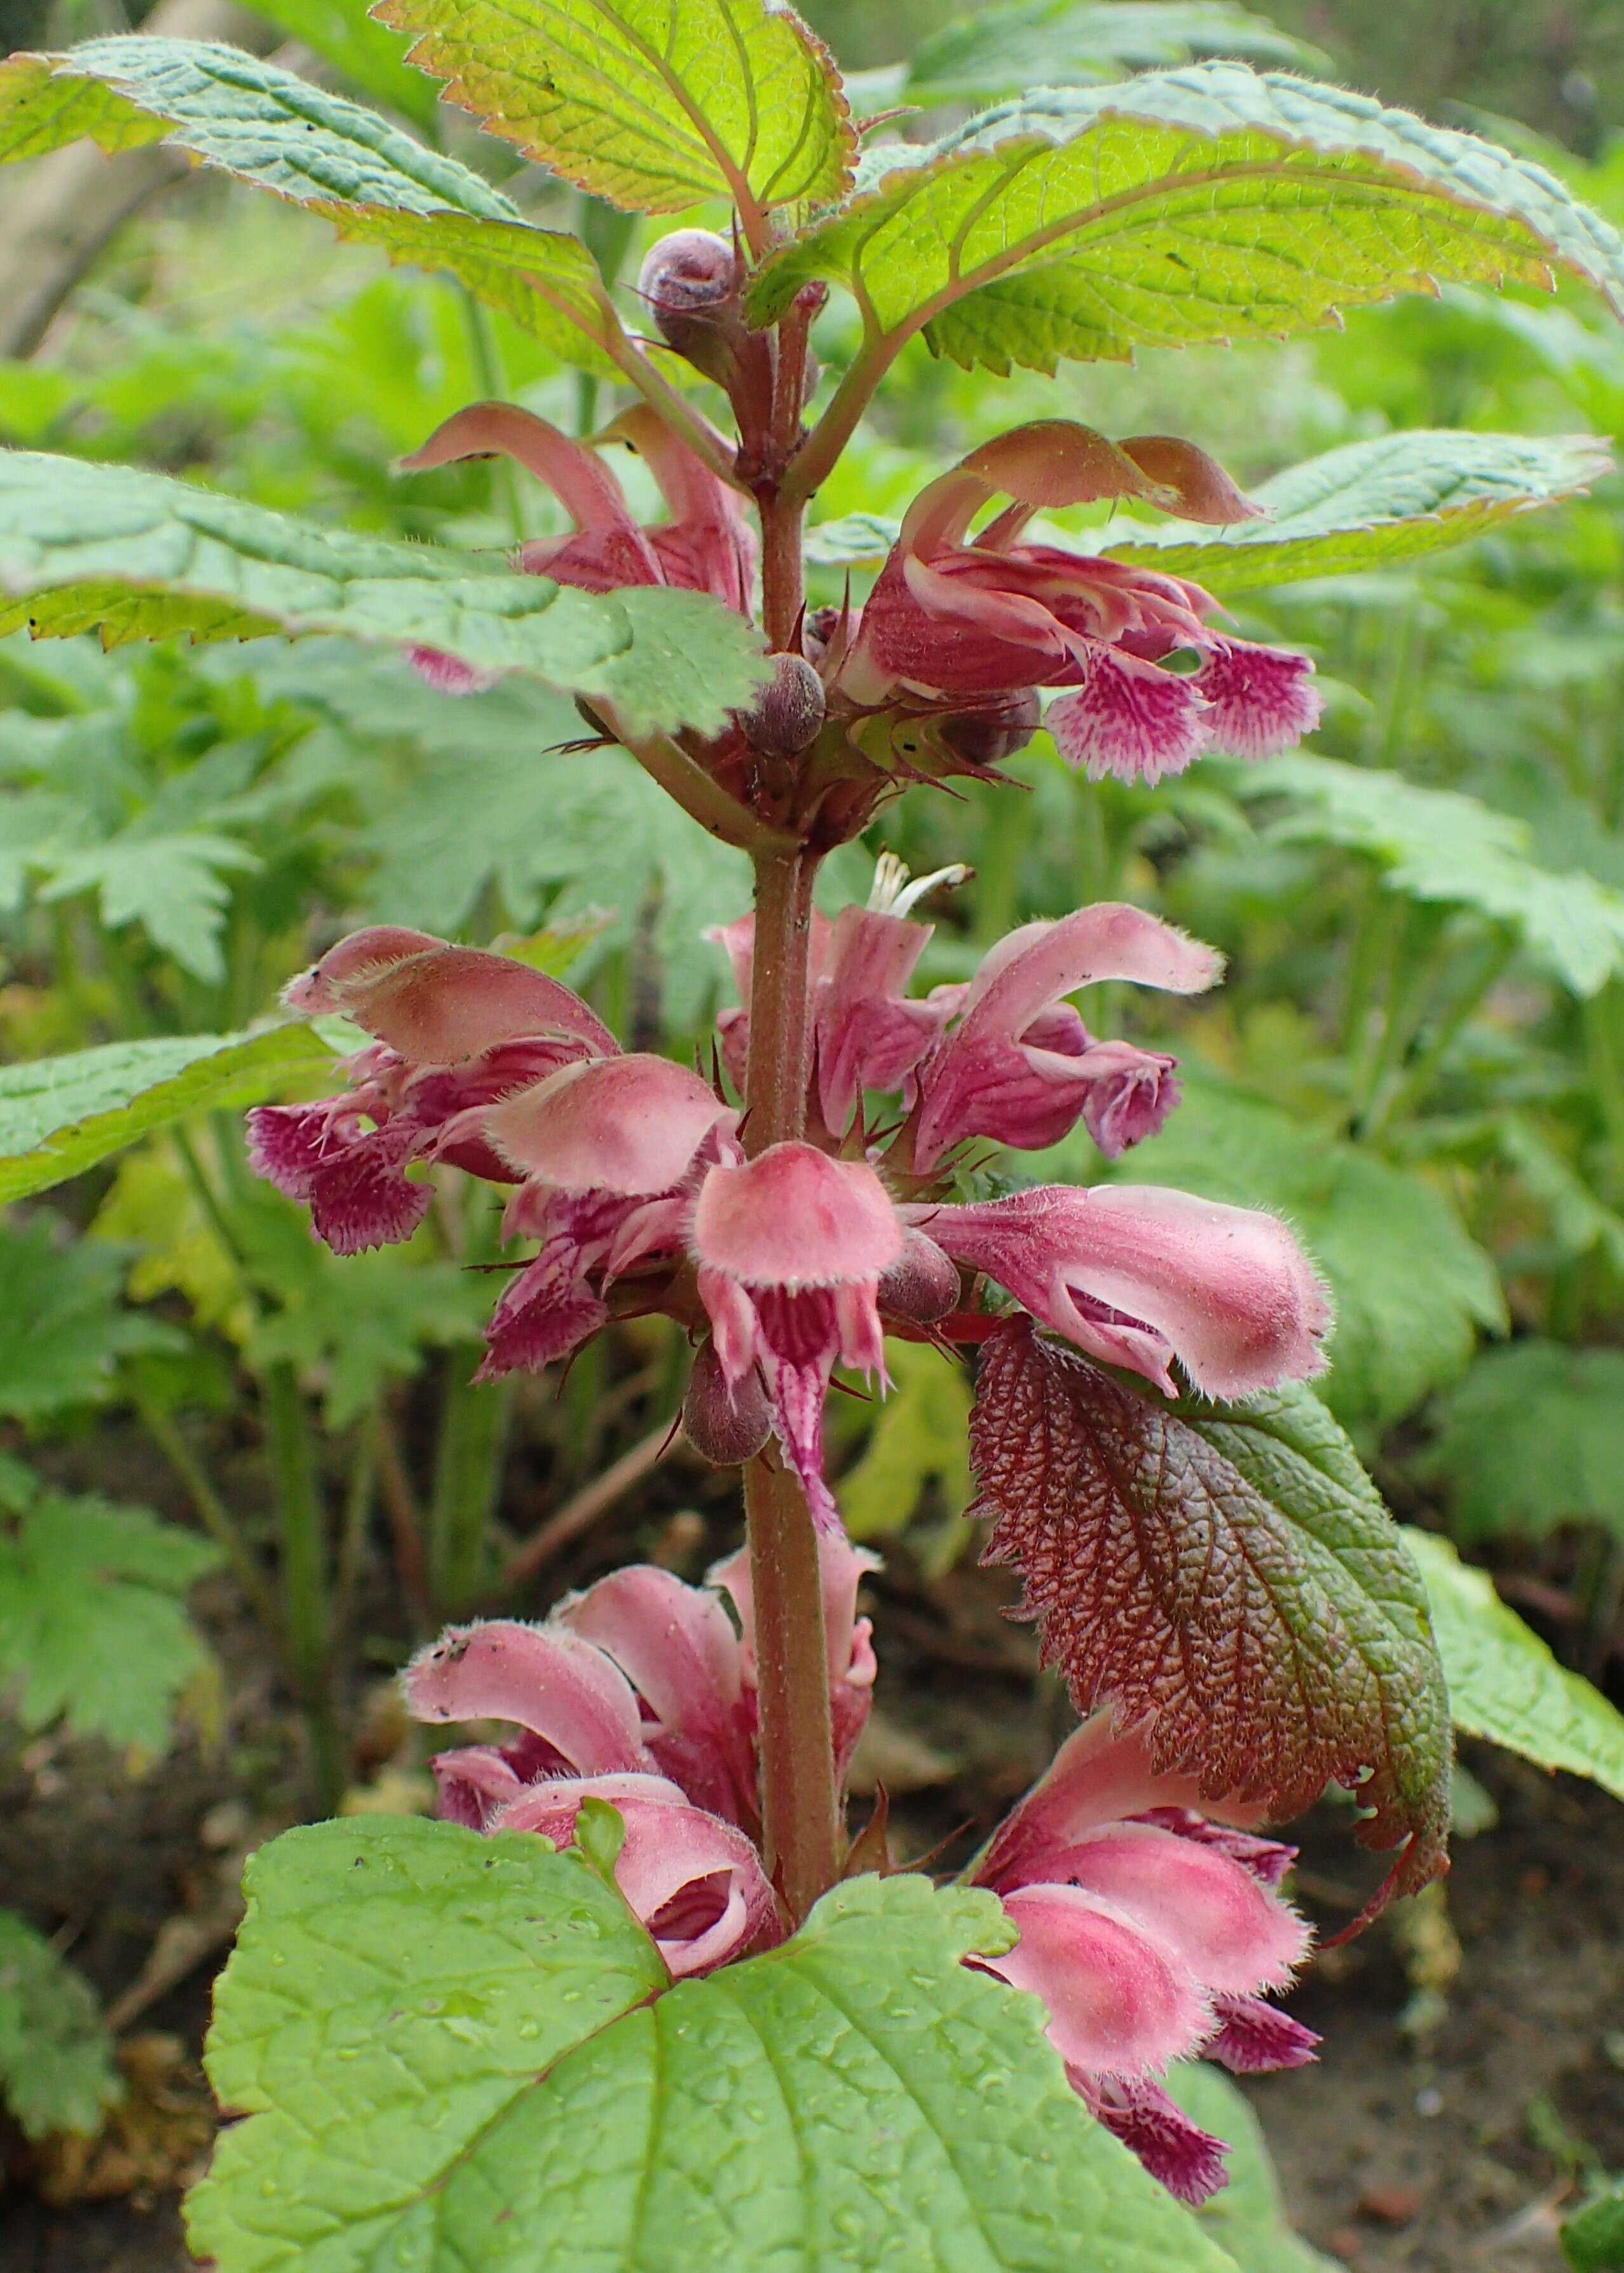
969 1318 1450 1916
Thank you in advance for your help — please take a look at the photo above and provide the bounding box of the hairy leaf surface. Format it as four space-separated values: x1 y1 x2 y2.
805 430 1609 581
969 1321 1452 1901
0 1027 336 1205
372 0 856 220
0 39 627 371
749 67 1624 378
0 452 768 737
1404 1527 1624 1801
189 1819 1234 2272
1246 754 1624 995
0 1474 221 1754
0 1908 119 2141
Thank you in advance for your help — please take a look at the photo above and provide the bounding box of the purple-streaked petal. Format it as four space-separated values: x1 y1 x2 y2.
308 1124 430 1256
1204 1991 1320 2073
476 1242 608 1382
1191 637 1322 760
1073 1040 1182 1157
1045 650 1211 784
404 1620 648 1775
1076 2072 1231 2206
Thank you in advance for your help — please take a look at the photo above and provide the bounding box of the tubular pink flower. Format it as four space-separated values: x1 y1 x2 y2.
911 904 1218 1171
814 901 953 1133
709 1527 878 1784
692 1143 903 1531
405 1620 650 1776
839 420 1319 783
557 1564 758 1830
911 1184 1331 1399
971 1709 1316 2204
399 401 756 679
249 929 617 1255
495 1773 782 1979
477 1062 737 1385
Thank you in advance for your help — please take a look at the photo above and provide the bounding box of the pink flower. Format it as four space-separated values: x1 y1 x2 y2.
691 1143 902 1531
838 420 1321 784
247 927 617 1254
404 1539 879 1968
910 903 1219 1172
906 1184 1331 1400
476 1053 737 1380
971 1712 1318 2202
399 401 756 689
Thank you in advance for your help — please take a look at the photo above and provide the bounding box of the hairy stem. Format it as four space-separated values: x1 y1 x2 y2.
759 491 806 653
743 841 840 1923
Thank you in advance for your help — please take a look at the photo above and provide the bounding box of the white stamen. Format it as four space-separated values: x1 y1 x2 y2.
866 853 970 918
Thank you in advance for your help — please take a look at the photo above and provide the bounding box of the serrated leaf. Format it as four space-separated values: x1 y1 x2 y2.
904 1 1325 109
0 1907 119 2141
0 1476 222 1754
1101 1065 1506 1431
0 39 630 374
1163 2063 1340 2273
747 67 1624 379
0 1025 337 1204
839 1339 972 1544
805 430 1610 577
1562 2181 1624 2273
0 1220 179 1417
1103 430 1613 592
1421 1341 1624 1545
39 830 259 981
243 0 442 129
970 1321 1452 1899
1403 1527 1624 1803
189 1817 1236 2273
1246 754 1624 996
374 0 855 222
0 451 769 738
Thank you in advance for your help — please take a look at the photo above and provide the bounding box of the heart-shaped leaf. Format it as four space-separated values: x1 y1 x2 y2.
969 1320 1452 1909
372 0 856 228
750 67 1624 379
0 450 770 739
0 38 628 373
188 1816 1239 2271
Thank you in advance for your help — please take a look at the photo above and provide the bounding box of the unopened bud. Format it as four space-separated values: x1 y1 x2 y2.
878 1229 961 1325
735 653 826 760
638 229 747 385
939 692 1041 771
682 1339 772 1466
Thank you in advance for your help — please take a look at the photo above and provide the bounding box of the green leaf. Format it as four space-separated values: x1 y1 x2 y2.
0 451 769 739
971 1325 1453 1899
1246 754 1624 996
1563 2181 1624 2273
1421 1340 1624 1545
1102 430 1614 592
0 38 630 374
748 67 1624 377
1163 2064 1339 2273
1403 1527 1624 1803
0 1220 179 1418
806 430 1610 577
0 1473 222 1754
243 0 443 129
373 0 856 221
0 1907 119 2141
903 1 1325 109
838 1339 972 1545
189 1818 1239 2272
39 830 259 982
1100 1064 1506 1431
0 1025 337 1205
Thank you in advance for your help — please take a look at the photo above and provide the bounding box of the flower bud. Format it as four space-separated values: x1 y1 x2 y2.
682 1337 772 1466
735 652 826 760
637 229 752 390
878 1228 962 1325
939 691 1042 772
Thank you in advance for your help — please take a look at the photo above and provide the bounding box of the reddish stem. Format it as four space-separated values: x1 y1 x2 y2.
742 840 840 1925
